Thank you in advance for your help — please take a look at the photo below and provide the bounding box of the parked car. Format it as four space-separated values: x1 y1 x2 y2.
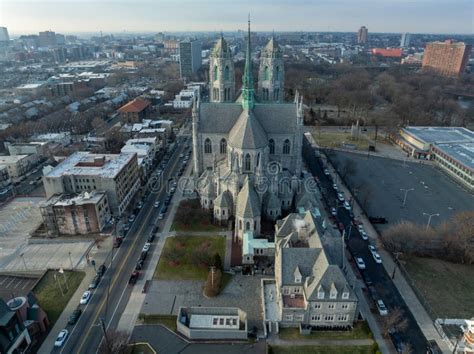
147 233 155 243
337 192 345 202
359 230 368 240
129 271 139 285
368 245 376 254
362 273 373 286
142 243 151 253
324 169 330 175
355 257 366 270
113 237 123 248
135 259 144 270
54 329 69 347
80 291 91 305
139 251 148 261
88 275 101 289
152 226 159 234
154 201 160 208
369 216 387 224
332 183 338 191
376 299 388 316
372 252 382 264
68 309 82 325
343 201 351 211
128 214 136 223
388 328 404 353
137 201 144 209
330 207 337 216
97 264 107 277
123 224 131 233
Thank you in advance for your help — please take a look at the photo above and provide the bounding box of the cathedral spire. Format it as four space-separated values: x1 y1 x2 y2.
242 15 254 110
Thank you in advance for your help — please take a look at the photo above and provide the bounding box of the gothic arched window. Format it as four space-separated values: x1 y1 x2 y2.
269 139 275 154
275 66 280 81
220 138 227 154
204 138 212 154
224 65 230 80
264 66 269 81
213 65 218 81
283 139 291 154
246 221 250 231
244 153 251 172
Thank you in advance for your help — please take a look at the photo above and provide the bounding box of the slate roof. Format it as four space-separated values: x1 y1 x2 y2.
199 102 296 135
305 265 357 302
228 109 268 149
279 247 321 285
214 190 232 209
262 37 282 57
236 179 261 218
263 191 281 210
212 36 232 58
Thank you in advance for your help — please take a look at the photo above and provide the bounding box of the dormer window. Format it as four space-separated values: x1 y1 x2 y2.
342 292 349 299
330 291 337 299
317 291 324 299
295 275 301 283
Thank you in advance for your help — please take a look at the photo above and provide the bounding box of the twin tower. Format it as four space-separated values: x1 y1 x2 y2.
209 34 285 103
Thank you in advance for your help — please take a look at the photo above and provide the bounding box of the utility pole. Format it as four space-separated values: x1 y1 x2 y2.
210 266 216 287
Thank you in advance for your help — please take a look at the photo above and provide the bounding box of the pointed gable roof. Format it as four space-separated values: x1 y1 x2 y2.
214 190 233 209
212 35 232 58
236 178 261 218
228 109 268 150
262 36 281 57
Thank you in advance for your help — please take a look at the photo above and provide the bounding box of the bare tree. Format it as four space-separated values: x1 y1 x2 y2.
381 307 408 337
98 330 129 354
340 159 357 180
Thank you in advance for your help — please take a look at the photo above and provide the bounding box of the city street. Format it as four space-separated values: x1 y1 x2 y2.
49 135 191 354
304 143 429 353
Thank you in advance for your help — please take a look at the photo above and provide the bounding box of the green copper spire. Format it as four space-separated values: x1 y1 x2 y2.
242 15 254 110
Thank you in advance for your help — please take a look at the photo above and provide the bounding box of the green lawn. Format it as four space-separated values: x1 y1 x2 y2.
279 321 372 341
138 314 177 331
403 256 474 319
171 199 224 232
154 236 226 280
33 270 85 325
312 131 370 150
268 345 378 354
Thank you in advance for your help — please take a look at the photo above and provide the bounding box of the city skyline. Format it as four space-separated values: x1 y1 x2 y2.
1 0 473 35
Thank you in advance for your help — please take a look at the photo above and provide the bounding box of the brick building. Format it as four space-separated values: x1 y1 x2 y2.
422 40 472 77
118 97 151 123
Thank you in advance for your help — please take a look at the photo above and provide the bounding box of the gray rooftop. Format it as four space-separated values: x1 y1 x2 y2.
45 151 136 179
199 102 297 135
434 142 474 170
403 126 474 145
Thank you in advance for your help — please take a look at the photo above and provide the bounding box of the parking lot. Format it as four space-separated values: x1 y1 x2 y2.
0 274 40 299
329 151 474 228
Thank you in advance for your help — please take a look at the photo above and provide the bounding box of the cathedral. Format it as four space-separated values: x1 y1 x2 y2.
192 20 304 242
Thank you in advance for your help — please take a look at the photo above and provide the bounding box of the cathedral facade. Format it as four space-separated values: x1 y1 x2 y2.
192 21 304 242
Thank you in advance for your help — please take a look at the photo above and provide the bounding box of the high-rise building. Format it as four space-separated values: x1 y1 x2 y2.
400 33 411 48
39 30 57 47
179 39 202 79
55 33 66 45
0 27 9 42
357 26 368 45
422 40 472 77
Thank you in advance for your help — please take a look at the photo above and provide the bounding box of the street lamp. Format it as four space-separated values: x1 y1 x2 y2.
400 188 414 208
422 212 440 231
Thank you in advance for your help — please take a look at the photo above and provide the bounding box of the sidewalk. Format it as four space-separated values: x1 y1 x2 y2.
268 336 374 346
328 163 451 353
37 237 113 354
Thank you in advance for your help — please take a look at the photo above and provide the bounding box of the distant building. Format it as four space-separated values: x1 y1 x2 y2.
0 166 13 201
177 307 248 340
52 47 67 63
371 48 402 58
121 138 159 179
164 39 180 54
357 26 368 45
118 97 152 123
422 40 472 77
34 132 71 145
0 27 9 42
400 33 411 48
179 39 202 78
40 191 111 236
6 142 49 158
38 30 57 47
43 152 140 215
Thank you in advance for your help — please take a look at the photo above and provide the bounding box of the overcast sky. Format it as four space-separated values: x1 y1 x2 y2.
1 0 473 35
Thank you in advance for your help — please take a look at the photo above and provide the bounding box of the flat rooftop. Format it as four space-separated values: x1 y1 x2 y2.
403 126 474 145
435 142 474 170
0 155 29 164
42 191 106 207
45 151 136 179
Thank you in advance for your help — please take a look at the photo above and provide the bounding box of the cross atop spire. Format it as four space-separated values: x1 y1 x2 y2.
242 15 254 110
